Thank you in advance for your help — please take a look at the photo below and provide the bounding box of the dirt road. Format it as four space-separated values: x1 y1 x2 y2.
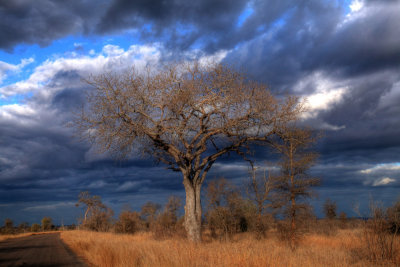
0 232 86 267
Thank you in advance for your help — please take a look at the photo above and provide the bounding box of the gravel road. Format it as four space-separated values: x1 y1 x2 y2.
0 232 86 267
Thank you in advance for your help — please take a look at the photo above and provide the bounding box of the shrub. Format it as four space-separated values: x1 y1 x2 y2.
354 202 399 265
323 199 337 220
153 196 183 239
31 223 41 232
41 217 53 231
115 211 143 234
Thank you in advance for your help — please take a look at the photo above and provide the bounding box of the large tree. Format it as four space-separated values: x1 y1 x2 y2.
75 62 301 241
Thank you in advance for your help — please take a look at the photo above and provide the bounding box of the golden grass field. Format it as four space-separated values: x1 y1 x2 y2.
60 229 400 267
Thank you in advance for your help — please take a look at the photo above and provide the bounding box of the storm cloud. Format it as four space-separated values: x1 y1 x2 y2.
0 0 399 224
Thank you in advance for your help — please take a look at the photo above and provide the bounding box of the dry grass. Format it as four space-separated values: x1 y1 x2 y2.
0 232 33 242
60 229 399 267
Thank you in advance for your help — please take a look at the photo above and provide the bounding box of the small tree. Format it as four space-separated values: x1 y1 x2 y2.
41 217 52 231
76 191 113 231
76 191 106 224
246 165 275 238
74 62 301 241
140 202 161 230
323 199 337 220
273 127 320 250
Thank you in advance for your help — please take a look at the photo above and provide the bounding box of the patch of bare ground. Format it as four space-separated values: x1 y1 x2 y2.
60 229 399 267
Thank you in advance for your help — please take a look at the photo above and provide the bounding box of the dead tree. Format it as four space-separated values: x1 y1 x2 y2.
273 127 320 250
246 166 275 238
74 62 302 241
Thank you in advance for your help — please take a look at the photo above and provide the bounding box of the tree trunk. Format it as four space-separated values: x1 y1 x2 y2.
183 178 202 242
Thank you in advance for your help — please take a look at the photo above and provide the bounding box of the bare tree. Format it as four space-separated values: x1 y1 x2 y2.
273 127 320 250
76 191 106 224
205 178 247 240
246 166 275 238
140 201 161 230
75 62 302 241
76 191 113 231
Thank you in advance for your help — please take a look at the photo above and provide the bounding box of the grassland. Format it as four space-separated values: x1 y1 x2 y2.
60 229 399 267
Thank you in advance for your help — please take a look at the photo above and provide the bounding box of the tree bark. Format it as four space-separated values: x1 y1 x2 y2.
183 178 202 242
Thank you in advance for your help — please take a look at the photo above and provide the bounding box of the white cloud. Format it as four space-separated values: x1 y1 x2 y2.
349 0 364 13
305 88 346 114
372 177 395 187
318 122 346 131
0 43 227 101
360 163 400 174
0 104 38 126
23 201 75 211
0 57 34 85
0 44 163 99
116 181 142 192
213 162 250 172
294 71 347 119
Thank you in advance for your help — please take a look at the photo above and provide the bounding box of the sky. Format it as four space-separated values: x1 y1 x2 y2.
0 0 399 225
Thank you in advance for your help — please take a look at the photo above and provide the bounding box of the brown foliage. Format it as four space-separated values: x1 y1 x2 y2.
323 198 337 220
140 202 161 231
205 178 250 240
115 210 143 234
153 196 184 239
41 217 53 231
352 201 400 265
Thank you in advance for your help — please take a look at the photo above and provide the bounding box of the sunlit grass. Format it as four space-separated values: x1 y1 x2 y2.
60 229 399 267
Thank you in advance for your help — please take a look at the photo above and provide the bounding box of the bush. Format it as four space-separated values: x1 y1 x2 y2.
323 199 337 220
41 217 53 231
115 211 143 234
387 200 400 235
31 223 41 232
205 178 250 240
84 210 113 232
354 202 399 265
153 196 183 239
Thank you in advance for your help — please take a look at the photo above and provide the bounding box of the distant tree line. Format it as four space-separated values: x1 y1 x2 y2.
0 216 77 235
73 186 399 252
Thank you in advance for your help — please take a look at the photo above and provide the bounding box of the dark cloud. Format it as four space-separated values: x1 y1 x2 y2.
1 0 400 224
0 1 105 50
